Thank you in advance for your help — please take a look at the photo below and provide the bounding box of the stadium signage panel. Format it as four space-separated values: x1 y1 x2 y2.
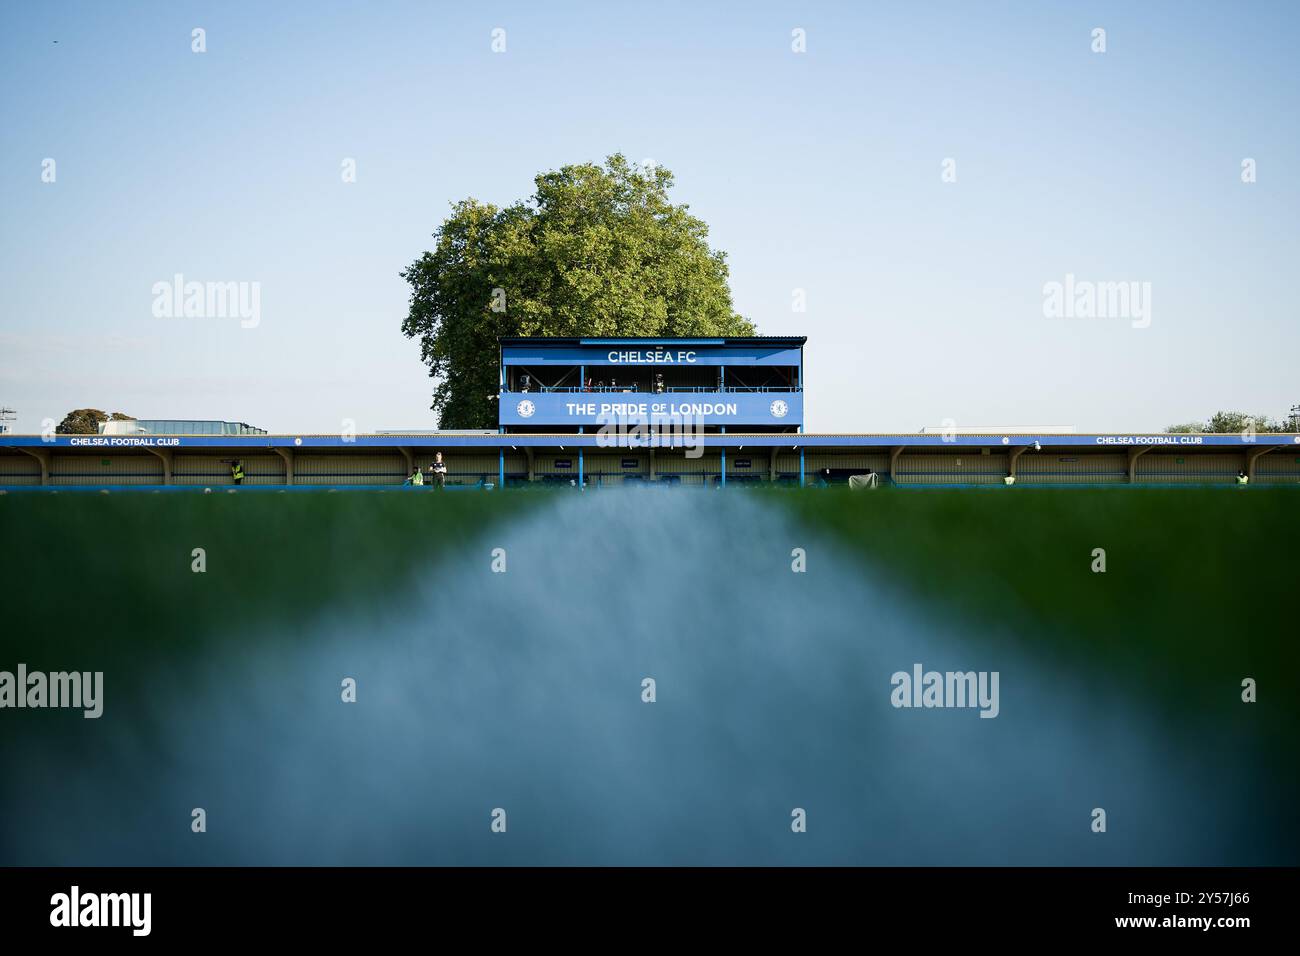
67 437 182 447
499 392 803 426
573 401 738 416
608 350 696 364
13 432 1293 451
1095 436 1204 445
501 346 801 367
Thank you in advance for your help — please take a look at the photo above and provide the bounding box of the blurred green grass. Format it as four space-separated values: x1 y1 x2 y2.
777 487 1299 724
4 486 1294 730
0 490 540 677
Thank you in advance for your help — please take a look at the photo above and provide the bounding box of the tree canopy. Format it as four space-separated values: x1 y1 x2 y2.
400 154 753 428
1165 411 1291 434
56 409 135 434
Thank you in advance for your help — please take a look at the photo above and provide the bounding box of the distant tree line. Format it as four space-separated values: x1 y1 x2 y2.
56 409 135 434
1165 410 1294 434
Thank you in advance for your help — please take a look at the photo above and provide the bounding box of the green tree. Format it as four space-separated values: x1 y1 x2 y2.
56 409 134 434
1205 411 1285 434
1164 411 1286 434
401 154 754 428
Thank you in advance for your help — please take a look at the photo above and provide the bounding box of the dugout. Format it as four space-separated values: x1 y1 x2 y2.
2 438 1300 490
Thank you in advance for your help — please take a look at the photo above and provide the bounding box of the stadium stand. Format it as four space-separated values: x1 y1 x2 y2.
4 338 1297 490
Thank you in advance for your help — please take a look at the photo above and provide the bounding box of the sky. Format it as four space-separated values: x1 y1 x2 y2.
1 0 1297 434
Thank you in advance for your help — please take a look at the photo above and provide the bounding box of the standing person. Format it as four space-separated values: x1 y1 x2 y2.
431 452 448 489
654 372 665 394
229 460 244 485
406 465 423 486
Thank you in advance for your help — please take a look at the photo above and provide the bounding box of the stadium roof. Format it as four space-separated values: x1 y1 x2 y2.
499 336 806 346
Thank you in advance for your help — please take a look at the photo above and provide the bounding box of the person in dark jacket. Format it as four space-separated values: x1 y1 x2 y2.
429 452 448 489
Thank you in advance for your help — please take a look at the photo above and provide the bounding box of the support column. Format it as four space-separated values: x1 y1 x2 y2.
273 447 295 486
578 448 584 488
1007 446 1027 482
146 447 173 485
720 426 725 489
1127 447 1151 484
769 447 777 483
498 447 505 488
799 447 805 487
1247 445 1275 481
889 446 905 484
16 447 51 486
649 447 656 481
525 447 535 482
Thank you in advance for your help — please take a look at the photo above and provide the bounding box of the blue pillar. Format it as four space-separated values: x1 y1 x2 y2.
798 346 804 434
577 426 583 487
799 447 805 487
720 426 726 488
498 447 504 488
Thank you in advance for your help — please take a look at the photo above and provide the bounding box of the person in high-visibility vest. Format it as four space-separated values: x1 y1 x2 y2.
230 460 244 485
1003 474 1016 486
406 466 423 486
1237 470 1249 485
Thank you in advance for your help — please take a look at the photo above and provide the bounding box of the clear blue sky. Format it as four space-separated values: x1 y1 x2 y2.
2 1 1297 434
